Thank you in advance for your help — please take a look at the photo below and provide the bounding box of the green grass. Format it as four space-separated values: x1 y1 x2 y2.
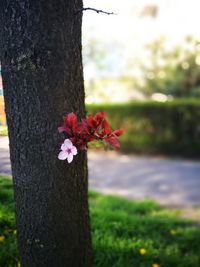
0 176 18 267
0 176 200 267
0 126 8 136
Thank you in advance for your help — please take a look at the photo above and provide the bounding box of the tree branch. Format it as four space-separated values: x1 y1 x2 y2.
78 7 116 15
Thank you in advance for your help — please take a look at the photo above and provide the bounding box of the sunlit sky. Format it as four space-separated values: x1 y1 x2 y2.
83 0 200 75
83 0 200 41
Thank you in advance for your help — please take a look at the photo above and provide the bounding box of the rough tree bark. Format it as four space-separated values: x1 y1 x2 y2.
0 1 92 266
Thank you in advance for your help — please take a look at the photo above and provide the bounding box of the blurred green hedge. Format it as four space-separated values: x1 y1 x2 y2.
86 99 200 157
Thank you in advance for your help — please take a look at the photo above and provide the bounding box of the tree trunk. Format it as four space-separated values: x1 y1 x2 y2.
0 1 92 266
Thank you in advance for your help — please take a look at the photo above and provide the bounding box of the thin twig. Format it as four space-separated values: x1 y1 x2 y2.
78 7 117 15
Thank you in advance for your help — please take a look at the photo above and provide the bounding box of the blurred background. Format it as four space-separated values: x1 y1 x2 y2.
83 0 200 103
81 0 200 157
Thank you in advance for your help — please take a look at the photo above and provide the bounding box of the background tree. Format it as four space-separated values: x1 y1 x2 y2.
138 36 200 98
0 0 92 266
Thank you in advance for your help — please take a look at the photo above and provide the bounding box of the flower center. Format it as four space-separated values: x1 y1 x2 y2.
66 148 72 154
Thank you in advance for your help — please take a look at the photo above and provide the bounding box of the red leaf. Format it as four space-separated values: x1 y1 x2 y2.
93 112 105 127
86 116 94 128
58 126 66 133
112 128 124 137
102 120 111 135
66 113 77 130
105 136 120 148
93 112 105 122
58 111 124 151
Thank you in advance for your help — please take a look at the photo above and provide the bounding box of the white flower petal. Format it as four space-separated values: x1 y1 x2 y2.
61 143 67 151
58 151 68 160
67 153 73 163
64 139 73 148
71 146 77 155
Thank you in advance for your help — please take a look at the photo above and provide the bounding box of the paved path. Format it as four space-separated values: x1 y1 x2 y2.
1 136 200 207
0 137 11 176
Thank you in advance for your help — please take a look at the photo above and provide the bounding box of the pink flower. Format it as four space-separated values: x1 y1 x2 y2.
58 139 77 163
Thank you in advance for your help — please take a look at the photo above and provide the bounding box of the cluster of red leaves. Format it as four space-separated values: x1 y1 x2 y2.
58 112 124 150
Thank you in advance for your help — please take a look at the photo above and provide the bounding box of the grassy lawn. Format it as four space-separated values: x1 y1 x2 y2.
0 176 200 267
0 126 8 136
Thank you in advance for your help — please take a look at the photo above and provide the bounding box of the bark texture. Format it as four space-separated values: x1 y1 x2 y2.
0 1 92 266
